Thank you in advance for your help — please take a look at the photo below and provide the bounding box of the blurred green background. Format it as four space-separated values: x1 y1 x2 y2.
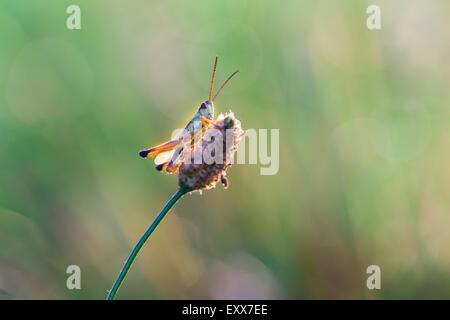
1 0 450 299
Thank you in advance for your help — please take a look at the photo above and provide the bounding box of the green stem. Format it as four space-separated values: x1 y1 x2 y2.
106 188 188 300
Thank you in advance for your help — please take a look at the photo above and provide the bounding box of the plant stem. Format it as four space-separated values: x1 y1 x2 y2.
106 188 188 300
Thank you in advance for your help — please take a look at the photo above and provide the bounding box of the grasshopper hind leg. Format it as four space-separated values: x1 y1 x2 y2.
139 150 151 158
155 160 180 173
139 139 179 158
155 146 183 173
155 162 169 171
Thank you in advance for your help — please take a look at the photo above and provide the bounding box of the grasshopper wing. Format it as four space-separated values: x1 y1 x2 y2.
154 150 176 165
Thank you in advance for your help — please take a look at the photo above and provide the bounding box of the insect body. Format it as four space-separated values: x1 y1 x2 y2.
139 57 238 173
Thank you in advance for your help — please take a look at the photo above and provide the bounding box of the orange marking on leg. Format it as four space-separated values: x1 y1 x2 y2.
140 140 179 158
166 162 181 173
156 161 170 171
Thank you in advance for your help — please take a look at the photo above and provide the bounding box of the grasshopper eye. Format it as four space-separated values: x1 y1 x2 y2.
199 101 214 119
200 101 212 110
199 104 208 116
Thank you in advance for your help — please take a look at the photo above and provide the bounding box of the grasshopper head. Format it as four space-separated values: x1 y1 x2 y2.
199 100 214 119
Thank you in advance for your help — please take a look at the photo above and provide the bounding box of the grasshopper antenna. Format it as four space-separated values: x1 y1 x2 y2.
213 70 239 101
208 56 218 102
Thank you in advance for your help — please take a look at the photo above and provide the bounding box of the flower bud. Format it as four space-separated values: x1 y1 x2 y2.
178 112 244 192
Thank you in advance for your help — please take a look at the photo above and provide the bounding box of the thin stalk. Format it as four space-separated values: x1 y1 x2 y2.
106 188 188 300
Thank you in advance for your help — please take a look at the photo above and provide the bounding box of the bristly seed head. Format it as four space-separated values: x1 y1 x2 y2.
178 112 244 192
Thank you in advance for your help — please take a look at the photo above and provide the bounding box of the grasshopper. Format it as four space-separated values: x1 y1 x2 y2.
139 56 239 173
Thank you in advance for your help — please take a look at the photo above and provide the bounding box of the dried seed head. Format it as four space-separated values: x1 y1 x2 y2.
178 112 244 192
